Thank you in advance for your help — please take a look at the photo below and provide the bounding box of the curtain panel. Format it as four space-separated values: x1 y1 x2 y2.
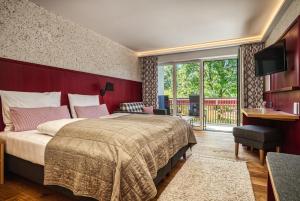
141 56 158 107
239 43 264 109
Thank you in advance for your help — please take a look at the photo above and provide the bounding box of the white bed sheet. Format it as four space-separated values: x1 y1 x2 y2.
0 130 51 166
0 113 130 166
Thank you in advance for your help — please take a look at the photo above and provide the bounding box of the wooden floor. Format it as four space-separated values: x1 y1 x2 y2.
0 131 268 201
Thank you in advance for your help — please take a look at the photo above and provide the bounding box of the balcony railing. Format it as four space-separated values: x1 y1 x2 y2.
169 98 237 125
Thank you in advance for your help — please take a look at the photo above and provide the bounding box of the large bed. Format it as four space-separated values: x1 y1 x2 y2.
0 59 196 201
1 113 196 201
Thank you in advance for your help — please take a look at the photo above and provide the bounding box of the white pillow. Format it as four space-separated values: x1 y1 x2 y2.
37 118 85 136
0 90 61 131
68 94 100 118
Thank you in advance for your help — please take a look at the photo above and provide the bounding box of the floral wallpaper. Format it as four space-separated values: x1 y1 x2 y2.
266 0 300 46
141 56 158 107
240 43 264 109
0 0 140 81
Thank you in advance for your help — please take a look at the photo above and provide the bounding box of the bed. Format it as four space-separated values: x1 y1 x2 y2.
1 113 196 201
0 60 196 200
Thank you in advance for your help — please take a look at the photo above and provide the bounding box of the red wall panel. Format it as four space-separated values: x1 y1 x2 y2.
0 57 142 131
271 19 300 89
258 16 300 154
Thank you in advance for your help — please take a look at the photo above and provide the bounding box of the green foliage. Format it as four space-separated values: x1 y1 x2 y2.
176 63 200 98
163 64 173 98
162 59 237 99
204 59 237 98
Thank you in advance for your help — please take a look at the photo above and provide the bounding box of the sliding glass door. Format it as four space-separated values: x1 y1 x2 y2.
175 62 201 126
157 64 174 115
158 58 239 131
157 61 202 128
203 58 238 131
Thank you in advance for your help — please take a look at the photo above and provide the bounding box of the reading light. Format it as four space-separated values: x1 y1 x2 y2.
100 82 114 97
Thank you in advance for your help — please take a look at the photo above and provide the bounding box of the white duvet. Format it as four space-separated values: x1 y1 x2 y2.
37 118 85 136
37 113 130 136
0 113 130 166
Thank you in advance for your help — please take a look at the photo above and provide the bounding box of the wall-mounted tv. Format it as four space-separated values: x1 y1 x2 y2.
254 40 287 77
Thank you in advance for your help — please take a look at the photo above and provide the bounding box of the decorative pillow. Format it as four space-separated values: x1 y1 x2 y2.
143 106 154 114
37 118 85 136
10 106 70 132
74 104 109 118
68 94 100 118
120 102 144 112
0 90 61 131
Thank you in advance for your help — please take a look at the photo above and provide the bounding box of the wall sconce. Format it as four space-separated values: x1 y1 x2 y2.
100 82 114 97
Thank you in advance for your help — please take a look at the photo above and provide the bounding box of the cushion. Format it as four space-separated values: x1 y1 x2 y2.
0 90 61 131
10 106 70 132
233 125 281 142
68 94 100 118
37 118 85 136
143 106 153 114
75 104 109 118
120 102 144 113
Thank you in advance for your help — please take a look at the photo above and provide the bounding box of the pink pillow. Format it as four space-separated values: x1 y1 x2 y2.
143 106 153 114
10 106 70 132
74 104 109 118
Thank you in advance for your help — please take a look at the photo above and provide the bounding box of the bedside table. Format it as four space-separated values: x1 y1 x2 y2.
0 139 4 184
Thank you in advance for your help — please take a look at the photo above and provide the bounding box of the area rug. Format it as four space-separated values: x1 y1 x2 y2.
157 154 255 201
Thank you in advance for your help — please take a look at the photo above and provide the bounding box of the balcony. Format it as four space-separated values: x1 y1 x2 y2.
169 98 237 131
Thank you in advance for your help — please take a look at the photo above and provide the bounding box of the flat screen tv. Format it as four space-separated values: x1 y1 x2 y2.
254 40 287 76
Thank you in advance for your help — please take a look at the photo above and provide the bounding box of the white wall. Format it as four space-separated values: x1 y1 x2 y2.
0 0 140 81
265 0 300 47
157 46 239 63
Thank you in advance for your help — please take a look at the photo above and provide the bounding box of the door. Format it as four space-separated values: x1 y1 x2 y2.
203 58 238 132
158 61 203 129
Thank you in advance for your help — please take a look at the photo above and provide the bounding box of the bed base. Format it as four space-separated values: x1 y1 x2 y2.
5 144 190 201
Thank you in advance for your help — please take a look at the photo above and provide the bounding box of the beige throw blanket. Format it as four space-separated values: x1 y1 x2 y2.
44 114 196 201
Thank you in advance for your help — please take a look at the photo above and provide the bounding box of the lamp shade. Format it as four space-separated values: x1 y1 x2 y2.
105 82 114 91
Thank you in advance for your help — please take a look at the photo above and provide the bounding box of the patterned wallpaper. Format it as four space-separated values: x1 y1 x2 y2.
0 0 140 81
265 0 300 46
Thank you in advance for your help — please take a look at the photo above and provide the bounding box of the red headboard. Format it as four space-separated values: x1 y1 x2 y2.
0 57 142 131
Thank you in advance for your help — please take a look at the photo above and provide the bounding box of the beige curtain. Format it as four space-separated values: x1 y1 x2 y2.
141 56 158 107
239 43 264 108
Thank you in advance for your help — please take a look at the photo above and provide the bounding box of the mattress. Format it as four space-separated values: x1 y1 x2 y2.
0 114 129 166
0 130 51 166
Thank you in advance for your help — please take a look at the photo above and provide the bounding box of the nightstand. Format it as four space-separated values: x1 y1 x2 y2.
0 139 4 184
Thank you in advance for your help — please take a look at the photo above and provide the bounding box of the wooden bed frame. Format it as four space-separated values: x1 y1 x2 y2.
5 144 191 200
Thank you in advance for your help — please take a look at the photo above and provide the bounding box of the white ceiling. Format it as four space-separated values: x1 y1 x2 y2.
31 0 283 53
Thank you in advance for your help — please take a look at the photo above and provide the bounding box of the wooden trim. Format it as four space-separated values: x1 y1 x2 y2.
259 149 265 165
266 158 280 201
265 86 300 93
242 108 299 121
235 143 239 158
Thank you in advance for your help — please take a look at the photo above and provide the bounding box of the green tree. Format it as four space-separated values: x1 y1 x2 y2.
163 59 237 99
163 65 173 98
176 63 200 98
204 59 237 98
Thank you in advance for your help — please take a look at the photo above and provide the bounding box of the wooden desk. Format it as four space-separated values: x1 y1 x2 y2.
242 108 299 121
